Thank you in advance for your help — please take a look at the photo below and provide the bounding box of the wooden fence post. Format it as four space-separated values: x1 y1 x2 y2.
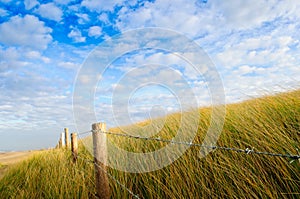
64 128 70 148
56 132 63 149
92 122 110 199
59 132 64 148
58 138 62 149
61 132 65 148
71 133 78 163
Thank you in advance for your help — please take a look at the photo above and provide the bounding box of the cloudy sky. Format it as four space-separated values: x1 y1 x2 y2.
0 0 300 151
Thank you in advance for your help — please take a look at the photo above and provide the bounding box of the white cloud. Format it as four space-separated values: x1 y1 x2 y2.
211 0 273 29
212 30 300 102
214 0 300 30
0 90 74 131
0 47 19 60
115 0 212 38
68 4 80 12
233 65 263 76
58 61 80 70
0 15 52 50
115 0 300 39
76 13 89 24
68 28 86 43
98 13 109 24
25 51 51 63
0 47 30 72
35 3 63 22
78 74 91 84
0 8 9 17
25 50 40 59
24 0 39 10
88 26 102 38
110 0 300 106
215 34 297 69
81 0 125 11
96 71 198 126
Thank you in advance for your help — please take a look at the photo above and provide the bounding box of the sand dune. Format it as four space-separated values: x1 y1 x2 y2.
0 151 35 179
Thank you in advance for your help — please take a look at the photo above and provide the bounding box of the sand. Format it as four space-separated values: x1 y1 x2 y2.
0 151 36 179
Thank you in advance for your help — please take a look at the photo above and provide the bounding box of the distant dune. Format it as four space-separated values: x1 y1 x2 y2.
0 151 35 179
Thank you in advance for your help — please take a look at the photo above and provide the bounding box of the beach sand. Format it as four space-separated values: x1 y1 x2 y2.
0 151 36 179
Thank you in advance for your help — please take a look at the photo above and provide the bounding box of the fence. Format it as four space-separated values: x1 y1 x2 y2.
56 122 300 199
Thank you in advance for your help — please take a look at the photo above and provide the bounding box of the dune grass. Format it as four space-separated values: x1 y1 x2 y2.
107 89 300 198
0 148 96 198
0 89 299 198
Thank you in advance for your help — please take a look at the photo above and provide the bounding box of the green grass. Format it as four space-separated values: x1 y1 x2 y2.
0 89 299 198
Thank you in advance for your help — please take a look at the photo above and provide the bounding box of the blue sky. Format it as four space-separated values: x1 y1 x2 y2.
0 0 300 151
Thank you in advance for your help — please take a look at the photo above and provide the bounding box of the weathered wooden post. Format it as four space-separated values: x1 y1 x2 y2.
92 122 110 199
64 128 70 148
71 133 78 163
58 132 64 148
58 138 62 149
61 132 65 148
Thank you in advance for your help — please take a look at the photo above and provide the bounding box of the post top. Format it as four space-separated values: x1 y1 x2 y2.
92 122 106 131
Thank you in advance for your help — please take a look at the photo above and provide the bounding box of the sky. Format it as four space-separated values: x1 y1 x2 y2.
0 0 300 151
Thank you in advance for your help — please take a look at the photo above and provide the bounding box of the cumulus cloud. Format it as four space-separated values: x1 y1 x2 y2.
24 0 39 10
76 13 89 24
233 65 263 76
88 26 102 38
212 31 300 102
0 85 75 131
115 0 212 38
58 61 80 70
98 13 110 24
115 0 300 39
68 28 86 43
35 3 63 21
214 0 300 30
81 0 125 11
25 51 50 63
0 7 9 17
0 15 52 50
214 35 297 69
0 58 76 139
0 47 29 72
112 0 300 105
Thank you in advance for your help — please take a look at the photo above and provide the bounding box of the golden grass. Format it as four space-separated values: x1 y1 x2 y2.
108 89 300 198
0 147 96 198
0 89 299 198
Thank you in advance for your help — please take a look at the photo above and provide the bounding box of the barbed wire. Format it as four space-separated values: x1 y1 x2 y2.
76 154 141 199
77 130 92 136
91 130 300 161
65 128 299 198
94 161 141 199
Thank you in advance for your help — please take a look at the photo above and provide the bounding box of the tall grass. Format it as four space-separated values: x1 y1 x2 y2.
0 89 299 198
107 89 300 198
0 147 96 198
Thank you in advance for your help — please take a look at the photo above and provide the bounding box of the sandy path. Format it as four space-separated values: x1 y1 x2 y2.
0 151 36 179
0 151 35 165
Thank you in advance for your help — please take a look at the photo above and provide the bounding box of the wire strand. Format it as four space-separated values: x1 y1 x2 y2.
94 162 141 199
77 155 141 199
77 130 92 136
92 130 300 160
